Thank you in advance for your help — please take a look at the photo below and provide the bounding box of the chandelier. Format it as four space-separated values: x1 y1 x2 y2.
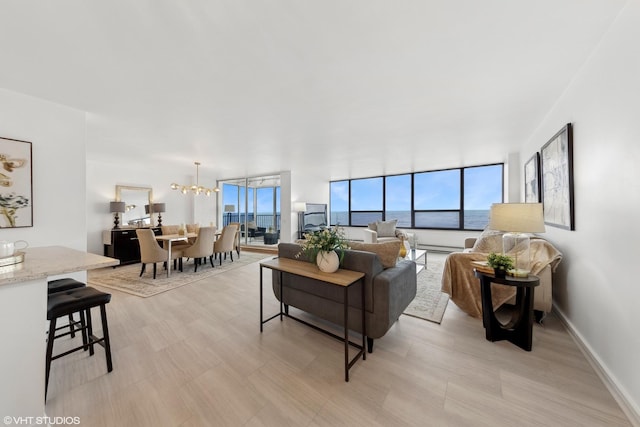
170 162 220 196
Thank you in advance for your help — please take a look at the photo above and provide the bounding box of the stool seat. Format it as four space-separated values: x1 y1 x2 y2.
45 286 113 401
48 287 111 319
47 279 87 339
47 278 86 294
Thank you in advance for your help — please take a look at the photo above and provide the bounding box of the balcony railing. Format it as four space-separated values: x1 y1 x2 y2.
222 213 281 231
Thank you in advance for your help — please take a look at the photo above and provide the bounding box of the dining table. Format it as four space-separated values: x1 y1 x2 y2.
155 232 197 277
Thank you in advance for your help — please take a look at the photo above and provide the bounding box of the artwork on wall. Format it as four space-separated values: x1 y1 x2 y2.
540 123 574 230
524 152 540 203
0 137 33 228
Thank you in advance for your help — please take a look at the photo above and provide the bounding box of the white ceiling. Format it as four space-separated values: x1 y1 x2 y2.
0 0 626 180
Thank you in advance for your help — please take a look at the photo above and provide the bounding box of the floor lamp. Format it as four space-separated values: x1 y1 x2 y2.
488 203 545 277
224 204 235 226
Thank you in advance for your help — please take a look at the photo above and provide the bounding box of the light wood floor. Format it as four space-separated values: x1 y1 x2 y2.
45 253 631 426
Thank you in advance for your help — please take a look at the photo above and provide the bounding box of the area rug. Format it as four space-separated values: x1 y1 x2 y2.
403 252 449 324
88 251 270 298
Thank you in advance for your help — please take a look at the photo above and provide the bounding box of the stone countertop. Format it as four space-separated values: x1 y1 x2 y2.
0 246 119 287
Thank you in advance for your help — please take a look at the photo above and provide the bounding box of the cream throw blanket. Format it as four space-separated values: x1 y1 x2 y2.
441 238 562 318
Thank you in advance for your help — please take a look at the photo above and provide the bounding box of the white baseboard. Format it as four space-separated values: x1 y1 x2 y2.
553 304 640 427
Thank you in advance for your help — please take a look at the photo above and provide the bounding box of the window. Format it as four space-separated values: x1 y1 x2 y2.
463 164 503 229
414 169 461 228
330 180 349 226
350 177 383 226
385 174 411 227
330 163 503 230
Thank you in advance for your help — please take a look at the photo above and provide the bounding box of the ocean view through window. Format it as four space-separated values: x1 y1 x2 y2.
330 163 503 231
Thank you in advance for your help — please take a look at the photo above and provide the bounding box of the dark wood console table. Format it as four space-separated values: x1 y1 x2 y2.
260 257 366 381
103 227 161 266
474 270 540 351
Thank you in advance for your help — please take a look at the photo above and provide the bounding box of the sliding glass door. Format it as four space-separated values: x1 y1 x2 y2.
220 174 281 247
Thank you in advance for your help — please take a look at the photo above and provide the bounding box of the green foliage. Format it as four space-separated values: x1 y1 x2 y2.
486 252 514 271
296 226 349 264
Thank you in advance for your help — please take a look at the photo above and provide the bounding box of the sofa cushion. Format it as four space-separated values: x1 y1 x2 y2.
348 240 401 268
374 220 398 238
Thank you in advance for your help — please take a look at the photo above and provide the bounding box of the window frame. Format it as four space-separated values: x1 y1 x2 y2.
329 162 504 231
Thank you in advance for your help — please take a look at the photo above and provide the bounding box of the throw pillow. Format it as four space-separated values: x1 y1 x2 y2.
375 219 398 238
367 222 378 231
472 228 504 253
348 240 402 268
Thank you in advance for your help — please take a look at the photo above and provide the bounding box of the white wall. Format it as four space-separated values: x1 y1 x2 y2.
0 88 87 418
0 88 86 250
521 0 640 418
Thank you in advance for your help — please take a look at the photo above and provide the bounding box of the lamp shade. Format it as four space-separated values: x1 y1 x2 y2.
152 203 166 213
109 201 126 213
293 202 307 212
489 203 545 233
224 204 235 213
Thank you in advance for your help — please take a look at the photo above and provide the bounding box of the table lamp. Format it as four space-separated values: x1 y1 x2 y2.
152 203 166 226
109 201 126 229
488 203 545 277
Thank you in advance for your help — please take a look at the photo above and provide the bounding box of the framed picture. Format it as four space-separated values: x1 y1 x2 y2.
524 152 540 203
540 123 574 230
0 137 33 228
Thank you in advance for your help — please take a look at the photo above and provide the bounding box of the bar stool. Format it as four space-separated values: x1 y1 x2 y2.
45 287 113 400
47 278 86 338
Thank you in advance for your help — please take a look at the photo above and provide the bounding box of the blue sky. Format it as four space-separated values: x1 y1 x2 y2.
222 165 502 214
331 164 503 212
223 184 281 213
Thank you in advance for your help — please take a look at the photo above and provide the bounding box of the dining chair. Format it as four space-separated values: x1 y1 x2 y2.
181 226 216 272
186 223 200 244
136 229 183 279
160 225 191 251
213 224 238 266
229 222 241 258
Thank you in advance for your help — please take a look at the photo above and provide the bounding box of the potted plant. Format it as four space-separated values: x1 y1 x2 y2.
486 252 514 277
296 226 349 273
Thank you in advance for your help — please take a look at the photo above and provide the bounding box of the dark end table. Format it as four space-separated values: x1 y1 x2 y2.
474 270 540 351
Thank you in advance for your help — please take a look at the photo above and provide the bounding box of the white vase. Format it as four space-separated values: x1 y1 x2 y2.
316 250 339 273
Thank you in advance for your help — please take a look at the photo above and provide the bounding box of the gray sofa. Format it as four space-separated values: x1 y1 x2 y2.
273 243 417 353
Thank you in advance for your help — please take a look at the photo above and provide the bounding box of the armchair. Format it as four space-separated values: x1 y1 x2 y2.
441 230 562 320
363 219 407 243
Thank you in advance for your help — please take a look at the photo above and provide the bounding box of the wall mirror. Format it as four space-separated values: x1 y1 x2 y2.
115 185 153 227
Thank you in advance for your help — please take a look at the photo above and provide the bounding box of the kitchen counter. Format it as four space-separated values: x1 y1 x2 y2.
0 246 119 286
0 246 118 420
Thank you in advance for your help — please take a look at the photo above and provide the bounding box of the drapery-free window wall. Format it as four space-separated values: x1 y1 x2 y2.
330 163 503 231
